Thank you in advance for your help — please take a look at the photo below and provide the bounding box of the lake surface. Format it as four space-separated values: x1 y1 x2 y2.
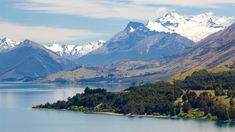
0 82 235 132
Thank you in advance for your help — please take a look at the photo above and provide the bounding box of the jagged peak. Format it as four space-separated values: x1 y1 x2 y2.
162 12 182 19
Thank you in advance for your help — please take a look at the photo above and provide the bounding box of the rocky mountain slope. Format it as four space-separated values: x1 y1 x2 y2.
168 23 235 81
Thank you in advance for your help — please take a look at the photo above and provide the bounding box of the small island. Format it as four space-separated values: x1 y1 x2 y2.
33 70 235 121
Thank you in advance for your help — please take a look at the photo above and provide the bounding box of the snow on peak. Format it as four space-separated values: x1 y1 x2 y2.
45 40 105 59
0 37 20 52
129 26 135 32
145 12 229 42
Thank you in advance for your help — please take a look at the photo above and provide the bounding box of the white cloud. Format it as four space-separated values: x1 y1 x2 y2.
0 20 100 43
132 0 235 7
14 0 235 20
14 0 169 20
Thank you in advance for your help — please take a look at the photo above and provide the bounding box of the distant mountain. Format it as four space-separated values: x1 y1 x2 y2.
0 37 19 52
146 12 225 42
77 21 195 65
0 37 105 59
44 40 105 59
0 40 67 81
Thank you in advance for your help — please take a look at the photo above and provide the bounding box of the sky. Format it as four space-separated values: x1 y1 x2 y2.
0 0 235 45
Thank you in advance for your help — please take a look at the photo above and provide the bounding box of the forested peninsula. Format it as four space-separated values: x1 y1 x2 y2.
33 70 235 121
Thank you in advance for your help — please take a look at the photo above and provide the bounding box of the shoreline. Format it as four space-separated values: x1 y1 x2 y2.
32 108 235 123
93 111 184 119
32 107 235 122
90 111 235 122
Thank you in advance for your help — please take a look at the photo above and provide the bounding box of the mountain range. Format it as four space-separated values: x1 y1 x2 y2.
0 12 234 82
0 37 105 60
44 40 105 60
46 22 235 83
77 12 227 65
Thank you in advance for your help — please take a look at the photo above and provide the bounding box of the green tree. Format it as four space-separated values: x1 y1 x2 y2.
175 102 181 115
182 102 191 113
128 99 137 114
228 106 235 120
227 89 235 98
212 102 229 120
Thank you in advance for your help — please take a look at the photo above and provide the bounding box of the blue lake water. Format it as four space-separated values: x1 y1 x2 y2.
0 82 235 132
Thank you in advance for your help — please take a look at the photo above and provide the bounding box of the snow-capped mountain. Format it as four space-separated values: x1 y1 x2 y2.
0 36 105 59
77 21 196 65
44 40 105 59
0 37 20 52
145 12 227 42
77 12 232 65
